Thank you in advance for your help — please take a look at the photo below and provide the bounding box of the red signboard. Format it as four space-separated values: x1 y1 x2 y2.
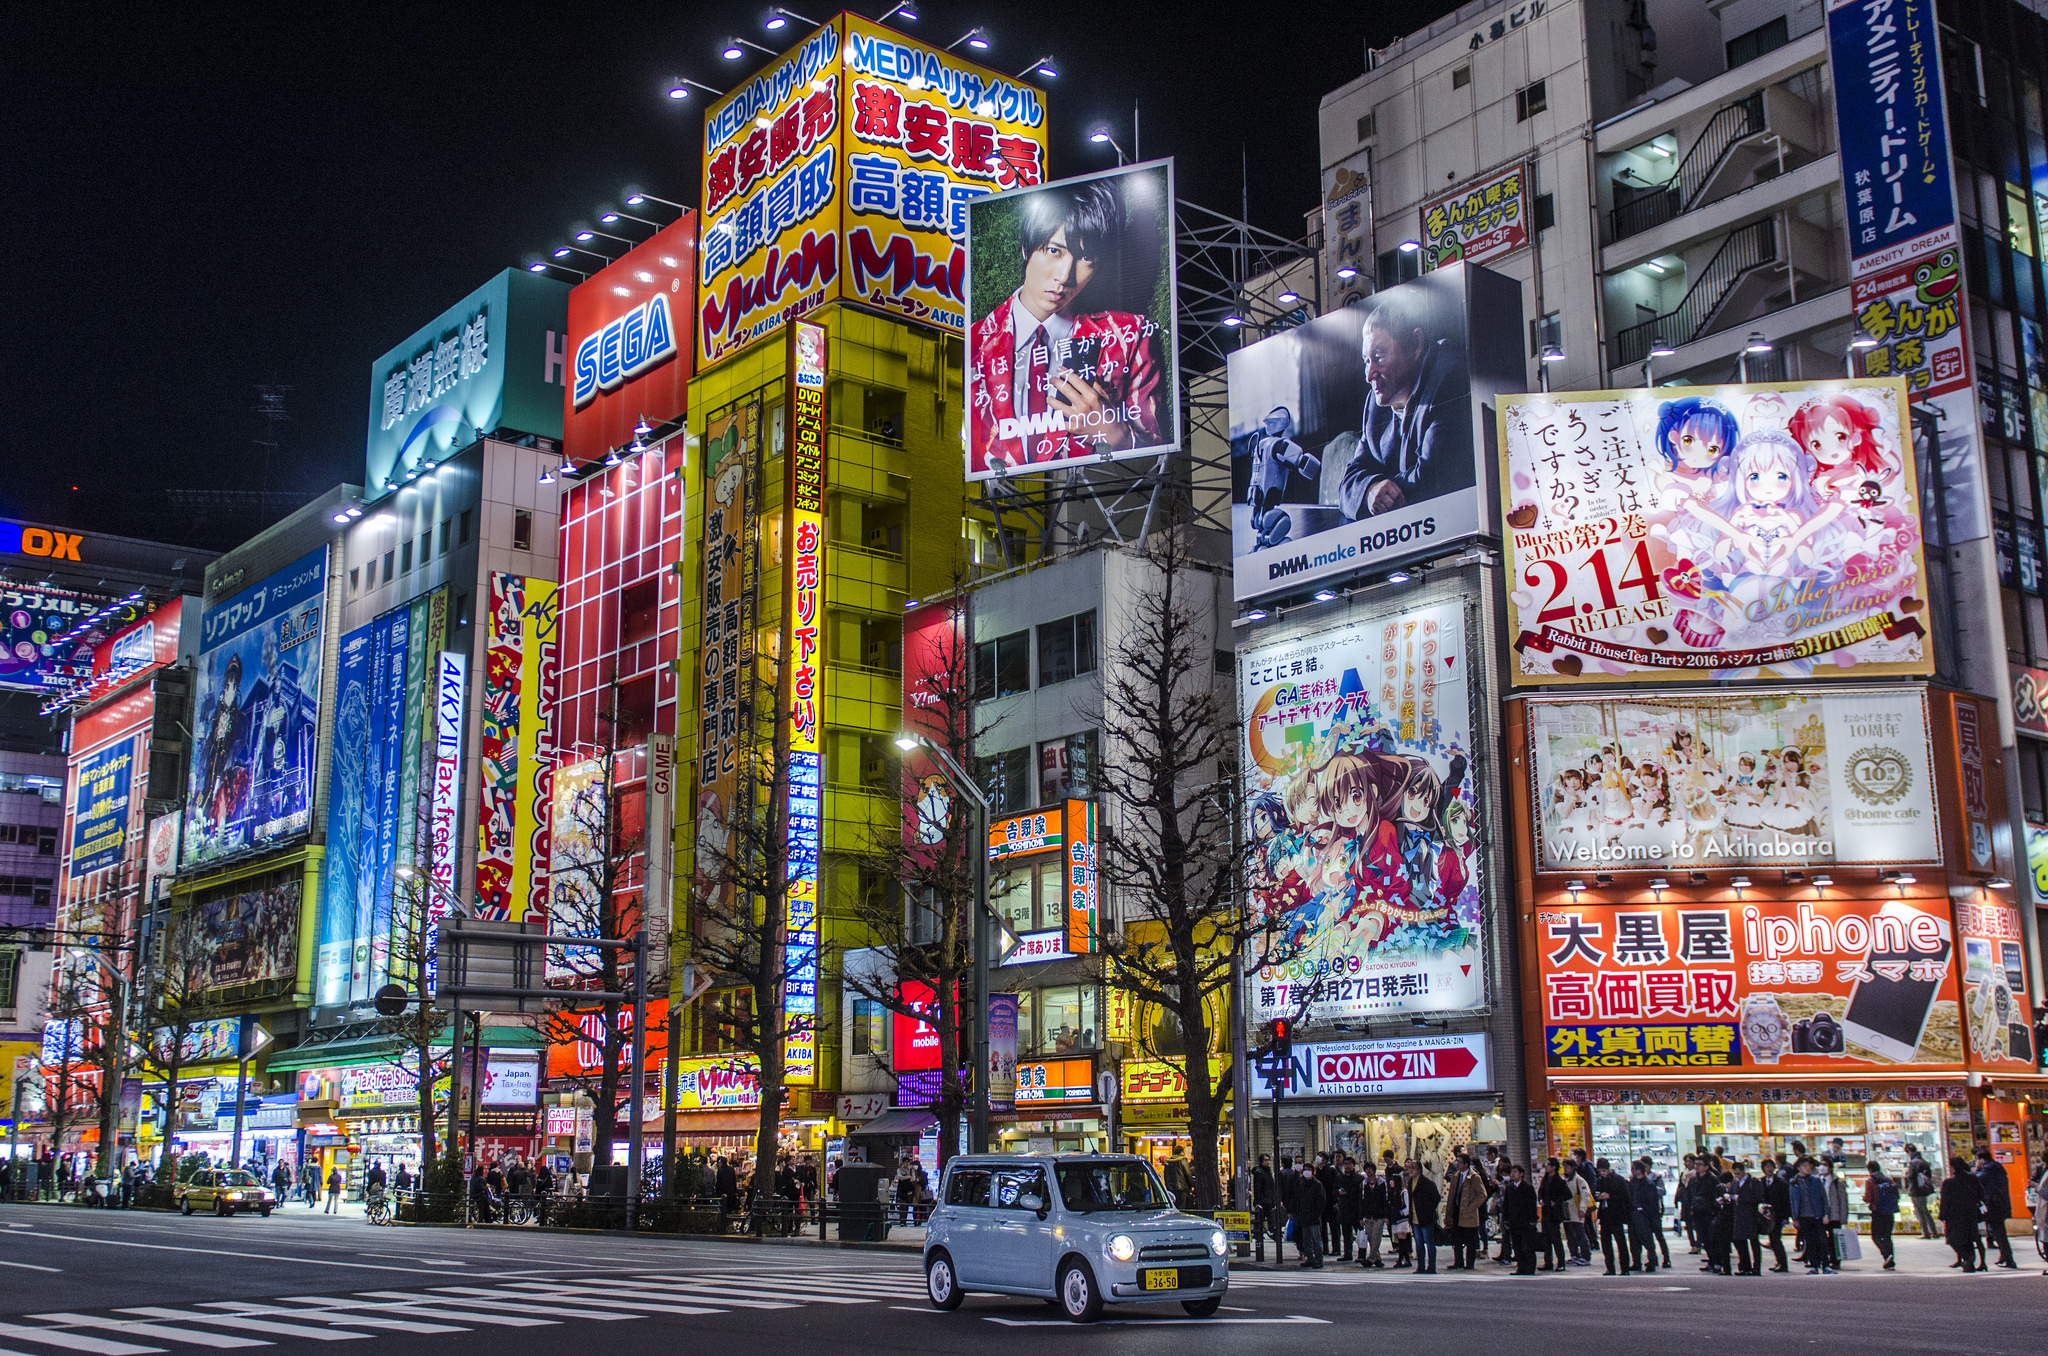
545 998 670 1079
562 214 696 466
892 979 945 1072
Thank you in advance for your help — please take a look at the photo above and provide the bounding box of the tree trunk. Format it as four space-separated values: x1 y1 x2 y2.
1181 1001 1220 1209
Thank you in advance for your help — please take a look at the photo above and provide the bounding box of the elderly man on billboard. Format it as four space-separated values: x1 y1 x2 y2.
969 178 1165 475
1339 289 1470 518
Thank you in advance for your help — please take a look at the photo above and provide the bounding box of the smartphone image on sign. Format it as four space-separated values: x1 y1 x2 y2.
1841 899 1952 1064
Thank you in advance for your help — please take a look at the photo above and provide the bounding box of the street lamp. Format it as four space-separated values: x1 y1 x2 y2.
1741 329 1772 383
1539 343 1565 392
664 78 727 102
1847 326 1878 378
1087 122 1128 165
1015 55 1058 79
1643 338 1676 388
947 25 991 51
896 729 991 1153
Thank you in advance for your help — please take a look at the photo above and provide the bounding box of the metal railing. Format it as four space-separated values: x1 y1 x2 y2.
1611 219 1777 368
1609 91 1768 241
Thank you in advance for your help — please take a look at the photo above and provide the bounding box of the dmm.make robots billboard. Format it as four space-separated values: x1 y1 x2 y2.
696 12 1050 366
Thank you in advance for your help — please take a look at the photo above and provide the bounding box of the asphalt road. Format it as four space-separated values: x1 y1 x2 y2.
2 1205 2044 1355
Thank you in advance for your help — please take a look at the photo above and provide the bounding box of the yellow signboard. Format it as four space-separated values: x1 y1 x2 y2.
696 13 1051 366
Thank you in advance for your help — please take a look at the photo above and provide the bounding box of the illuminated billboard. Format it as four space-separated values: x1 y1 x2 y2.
780 320 827 1084
1498 379 1930 683
564 214 695 465
696 13 1050 367
1227 262 1523 601
475 574 558 922
963 160 1178 480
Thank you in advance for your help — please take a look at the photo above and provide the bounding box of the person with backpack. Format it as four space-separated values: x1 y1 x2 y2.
1905 1148 1938 1239
1863 1162 1900 1270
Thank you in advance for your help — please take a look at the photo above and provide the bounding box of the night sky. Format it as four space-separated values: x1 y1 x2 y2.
10 1 1437 540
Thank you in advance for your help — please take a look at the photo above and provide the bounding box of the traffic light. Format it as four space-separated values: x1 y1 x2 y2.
1269 1017 1292 1062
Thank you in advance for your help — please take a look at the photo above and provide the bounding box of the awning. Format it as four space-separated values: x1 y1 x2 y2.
850 1109 937 1138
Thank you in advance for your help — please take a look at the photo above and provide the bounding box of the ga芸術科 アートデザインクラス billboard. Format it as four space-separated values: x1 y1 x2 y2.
1498 379 1932 683
964 160 1179 480
1242 599 1485 1024
1228 262 1524 601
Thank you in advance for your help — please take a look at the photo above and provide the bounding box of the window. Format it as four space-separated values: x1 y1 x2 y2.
459 509 473 545
348 567 360 596
512 509 533 552
1038 730 1099 803
851 998 885 1056
946 1167 992 1207
1725 16 1788 71
974 629 1030 699
992 1165 1048 1210
620 578 660 646
1515 80 1547 121
993 858 1070 934
1378 246 1421 290
1036 611 1097 686
0 950 16 1009
2020 742 2048 820
382 551 395 583
1017 984 1099 1056
1215 649 1233 673
420 532 434 568
454 591 470 628
1452 64 1471 89
37 831 54 857
400 539 412 574
978 747 1030 814
1531 311 1562 357
1356 110 1376 142
440 519 452 556
1534 193 1556 232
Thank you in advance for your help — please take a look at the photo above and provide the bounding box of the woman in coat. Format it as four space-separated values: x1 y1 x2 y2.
1939 1154 1985 1272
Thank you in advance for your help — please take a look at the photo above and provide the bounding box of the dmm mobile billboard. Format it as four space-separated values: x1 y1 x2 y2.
564 214 695 465
1228 262 1524 601
365 268 569 496
696 13 1050 366
183 548 327 868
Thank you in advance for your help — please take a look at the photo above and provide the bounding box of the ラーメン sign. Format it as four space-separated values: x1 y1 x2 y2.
1526 687 1941 872
1498 380 1931 683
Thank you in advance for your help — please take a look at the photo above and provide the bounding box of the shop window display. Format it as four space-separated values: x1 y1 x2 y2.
1326 1113 1483 1178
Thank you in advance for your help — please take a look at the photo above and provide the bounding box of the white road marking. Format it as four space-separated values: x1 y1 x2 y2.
23 1317 263 1351
204 1303 463 1335
982 1314 1331 1327
0 1260 60 1273
111 1310 365 1342
0 1322 163 1356
16 1234 451 1274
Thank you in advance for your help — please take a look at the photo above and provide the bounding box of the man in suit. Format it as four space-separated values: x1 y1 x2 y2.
1595 1158 1635 1275
1975 1149 2018 1268
1729 1163 1767 1276
1760 1156 1792 1272
966 178 1166 477
1502 1163 1541 1275
1338 288 1472 520
1627 1160 1661 1274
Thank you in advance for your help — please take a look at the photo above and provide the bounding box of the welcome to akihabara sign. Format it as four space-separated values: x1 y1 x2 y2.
696 13 1049 366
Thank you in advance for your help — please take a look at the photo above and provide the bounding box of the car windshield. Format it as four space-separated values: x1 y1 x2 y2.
1055 1160 1170 1212
218 1171 261 1187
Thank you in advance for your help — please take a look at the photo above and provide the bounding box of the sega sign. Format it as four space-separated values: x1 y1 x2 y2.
572 292 678 408
562 213 695 465
1248 1034 1490 1101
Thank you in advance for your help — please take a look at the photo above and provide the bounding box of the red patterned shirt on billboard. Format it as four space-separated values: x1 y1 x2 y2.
968 297 1167 477
1241 602 1485 1024
1499 380 1931 682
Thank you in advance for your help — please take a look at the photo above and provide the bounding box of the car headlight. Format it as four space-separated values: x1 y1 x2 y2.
1210 1230 1228 1256
1107 1234 1136 1262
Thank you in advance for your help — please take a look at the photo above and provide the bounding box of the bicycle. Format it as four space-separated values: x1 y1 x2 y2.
502 1193 534 1226
365 1188 391 1227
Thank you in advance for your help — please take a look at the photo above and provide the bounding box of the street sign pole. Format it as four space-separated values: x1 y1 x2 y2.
626 929 646 1231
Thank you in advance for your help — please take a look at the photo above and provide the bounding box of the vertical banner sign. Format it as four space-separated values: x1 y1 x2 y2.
987 992 1019 1114
1954 698 1995 872
367 606 410 994
781 319 828 1085
1322 152 1372 311
1827 0 1987 546
521 581 559 925
693 400 760 946
321 622 372 1004
426 651 466 995
645 732 675 974
476 575 559 922
69 741 134 877
144 814 178 904
1064 798 1098 953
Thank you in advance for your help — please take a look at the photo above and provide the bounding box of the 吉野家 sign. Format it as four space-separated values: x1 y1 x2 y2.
1499 380 1931 682
1014 1057 1095 1104
1527 687 1941 872
1228 263 1524 601
964 160 1180 481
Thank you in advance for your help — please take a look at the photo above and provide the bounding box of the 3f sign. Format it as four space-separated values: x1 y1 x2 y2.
0 522 83 561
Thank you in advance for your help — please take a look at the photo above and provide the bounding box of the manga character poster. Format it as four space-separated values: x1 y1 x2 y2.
184 548 327 867
1499 379 1932 682
1241 600 1485 1023
183 876 303 993
964 160 1179 480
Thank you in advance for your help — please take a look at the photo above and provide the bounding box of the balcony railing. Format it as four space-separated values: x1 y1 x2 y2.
1610 91 1767 242
1611 219 1777 368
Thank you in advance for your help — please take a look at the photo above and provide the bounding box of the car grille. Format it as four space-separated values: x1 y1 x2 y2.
1138 1243 1211 1261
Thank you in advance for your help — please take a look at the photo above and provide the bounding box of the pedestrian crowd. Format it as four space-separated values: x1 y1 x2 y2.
1248 1141 2041 1277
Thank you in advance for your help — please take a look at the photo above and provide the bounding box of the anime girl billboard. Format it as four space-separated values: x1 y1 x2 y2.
1499 378 1930 683
1240 600 1486 1023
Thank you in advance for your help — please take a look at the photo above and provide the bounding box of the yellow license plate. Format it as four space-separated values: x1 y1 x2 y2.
1141 1269 1180 1291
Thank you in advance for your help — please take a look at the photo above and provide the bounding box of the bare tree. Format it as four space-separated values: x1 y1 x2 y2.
368 870 453 1173
40 965 106 1181
1095 530 1252 1209
141 919 224 1173
525 681 653 1172
841 593 979 1168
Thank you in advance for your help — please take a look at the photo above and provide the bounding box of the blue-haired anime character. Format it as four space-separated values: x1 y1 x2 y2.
1649 395 1745 562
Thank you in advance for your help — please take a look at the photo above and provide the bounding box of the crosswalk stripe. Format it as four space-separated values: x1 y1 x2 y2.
405 1290 640 1321
109 1312 364 1343
457 1289 724 1317
23 1318 263 1351
549 1281 795 1310
334 1298 552 1328
0 1324 162 1356
599 1277 871 1303
671 1277 923 1298
567 1280 860 1306
202 1304 464 1336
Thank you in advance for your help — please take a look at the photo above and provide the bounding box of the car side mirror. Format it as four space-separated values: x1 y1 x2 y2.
1019 1191 1046 1215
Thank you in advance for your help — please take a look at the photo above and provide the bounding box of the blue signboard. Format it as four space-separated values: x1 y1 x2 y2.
69 739 134 877
183 548 327 868
364 269 570 499
317 621 373 1005
1829 0 1955 263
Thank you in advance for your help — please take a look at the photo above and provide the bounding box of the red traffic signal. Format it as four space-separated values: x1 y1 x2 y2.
1269 1018 1292 1060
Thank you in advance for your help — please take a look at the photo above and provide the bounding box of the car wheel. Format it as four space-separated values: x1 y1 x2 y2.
925 1251 964 1310
180 1198 192 1216
214 1198 227 1217
260 1206 271 1218
1058 1259 1103 1323
1181 1298 1221 1318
